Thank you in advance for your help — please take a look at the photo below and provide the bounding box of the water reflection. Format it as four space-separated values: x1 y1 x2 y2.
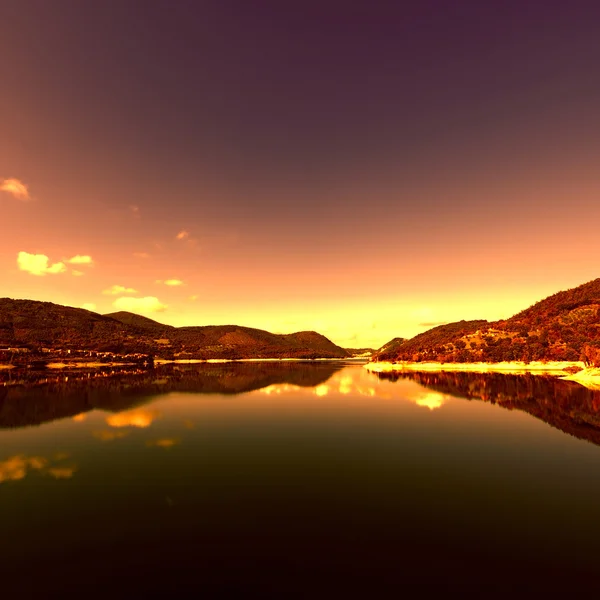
376 370 600 445
0 361 344 429
3 363 600 595
5 360 600 448
0 454 76 483
146 438 179 449
106 408 161 428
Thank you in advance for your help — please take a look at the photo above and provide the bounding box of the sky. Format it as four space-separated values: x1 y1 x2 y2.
2 0 600 348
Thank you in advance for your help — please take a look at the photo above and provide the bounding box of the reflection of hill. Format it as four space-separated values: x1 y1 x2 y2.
376 370 600 446
0 362 343 430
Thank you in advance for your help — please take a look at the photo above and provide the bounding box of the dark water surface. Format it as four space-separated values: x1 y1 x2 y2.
2 362 600 596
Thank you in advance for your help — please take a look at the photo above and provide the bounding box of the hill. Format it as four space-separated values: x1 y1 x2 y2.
0 299 349 359
372 278 600 364
344 347 375 358
104 311 174 332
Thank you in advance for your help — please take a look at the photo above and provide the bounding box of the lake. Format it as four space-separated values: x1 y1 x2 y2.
2 361 600 596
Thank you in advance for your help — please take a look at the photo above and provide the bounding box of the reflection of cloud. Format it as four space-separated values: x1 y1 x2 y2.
1 177 30 200
182 419 195 429
67 255 93 265
0 456 47 482
413 392 447 411
93 430 129 441
47 466 77 479
17 251 66 276
103 284 137 295
72 413 87 422
112 296 167 313
338 375 353 394
0 455 76 483
146 438 179 449
106 408 161 428
262 383 303 395
314 384 329 397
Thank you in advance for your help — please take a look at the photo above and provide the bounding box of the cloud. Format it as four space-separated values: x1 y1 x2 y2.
418 321 448 328
1 178 30 200
133 252 150 259
67 255 94 265
72 270 84 277
130 205 140 218
106 408 161 428
176 230 189 240
113 296 167 313
80 303 97 311
188 295 199 301
156 279 184 286
103 284 138 295
17 251 66 276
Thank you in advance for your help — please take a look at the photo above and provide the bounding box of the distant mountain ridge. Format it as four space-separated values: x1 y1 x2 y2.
0 299 349 359
373 278 600 364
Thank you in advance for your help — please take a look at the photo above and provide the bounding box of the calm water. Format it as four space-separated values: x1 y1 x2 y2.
2 361 600 596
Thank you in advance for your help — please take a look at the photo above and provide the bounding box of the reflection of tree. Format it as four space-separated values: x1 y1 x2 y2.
375 370 600 446
0 362 343 429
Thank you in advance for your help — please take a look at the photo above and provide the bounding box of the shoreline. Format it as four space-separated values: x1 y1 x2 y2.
364 360 600 390
364 360 585 374
0 357 359 370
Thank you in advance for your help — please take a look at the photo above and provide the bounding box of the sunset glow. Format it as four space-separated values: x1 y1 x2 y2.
2 2 599 348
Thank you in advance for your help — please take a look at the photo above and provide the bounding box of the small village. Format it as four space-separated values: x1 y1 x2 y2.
0 346 154 367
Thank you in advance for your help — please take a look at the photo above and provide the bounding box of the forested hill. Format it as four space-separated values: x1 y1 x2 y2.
373 278 600 364
0 299 349 359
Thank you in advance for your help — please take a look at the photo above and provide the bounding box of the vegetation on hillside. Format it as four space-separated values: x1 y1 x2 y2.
0 299 349 360
373 278 600 364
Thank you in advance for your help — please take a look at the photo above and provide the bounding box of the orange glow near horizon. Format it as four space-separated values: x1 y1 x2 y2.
3 3 600 349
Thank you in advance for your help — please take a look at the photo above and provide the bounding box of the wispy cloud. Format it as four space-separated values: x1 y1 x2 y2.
129 205 140 219
156 279 184 286
67 255 94 265
103 284 138 295
80 303 97 311
418 321 448 328
112 296 167 313
188 295 199 301
17 251 66 276
1 178 30 200
176 230 189 240
133 252 150 259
